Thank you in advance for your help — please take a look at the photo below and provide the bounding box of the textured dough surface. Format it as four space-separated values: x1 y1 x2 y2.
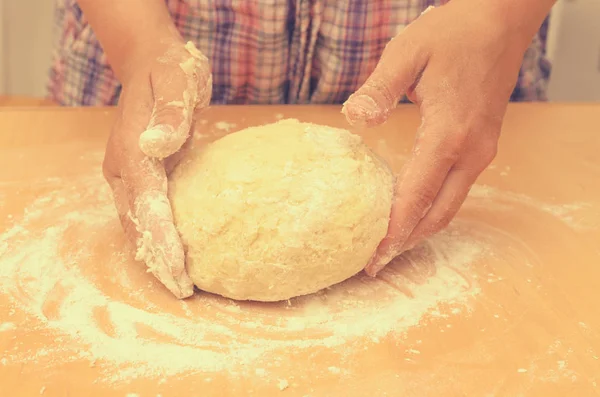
169 119 395 301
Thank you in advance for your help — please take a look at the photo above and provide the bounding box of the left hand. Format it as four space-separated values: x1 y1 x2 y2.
343 1 538 276
102 39 212 298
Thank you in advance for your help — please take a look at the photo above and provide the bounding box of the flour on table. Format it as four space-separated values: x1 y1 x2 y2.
468 184 597 230
0 322 16 332
0 161 484 383
1 146 593 387
213 121 237 132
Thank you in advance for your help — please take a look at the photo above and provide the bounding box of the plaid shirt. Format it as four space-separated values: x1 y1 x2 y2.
47 0 551 106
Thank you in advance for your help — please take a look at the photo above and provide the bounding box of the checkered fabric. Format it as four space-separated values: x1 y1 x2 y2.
47 0 552 106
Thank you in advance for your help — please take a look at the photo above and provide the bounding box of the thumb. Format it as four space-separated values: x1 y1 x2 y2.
139 82 196 159
139 54 212 159
342 33 428 127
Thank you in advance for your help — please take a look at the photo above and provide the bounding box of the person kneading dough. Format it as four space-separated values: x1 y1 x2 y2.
168 119 395 301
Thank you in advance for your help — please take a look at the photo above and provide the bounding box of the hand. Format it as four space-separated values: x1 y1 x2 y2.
343 1 540 276
102 38 212 298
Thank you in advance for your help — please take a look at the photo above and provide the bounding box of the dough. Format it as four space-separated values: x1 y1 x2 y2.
168 119 395 301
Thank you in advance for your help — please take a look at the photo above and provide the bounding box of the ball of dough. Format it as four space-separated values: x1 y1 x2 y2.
168 119 394 301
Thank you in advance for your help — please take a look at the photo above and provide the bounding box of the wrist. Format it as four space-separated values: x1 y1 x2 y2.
77 0 185 83
463 0 555 49
119 27 185 84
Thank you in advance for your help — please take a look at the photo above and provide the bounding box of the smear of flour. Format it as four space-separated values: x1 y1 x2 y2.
194 120 237 139
0 150 594 386
468 184 597 230
0 322 16 332
213 121 237 132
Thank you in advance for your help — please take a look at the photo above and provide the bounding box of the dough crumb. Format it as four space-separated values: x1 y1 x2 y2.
278 379 289 390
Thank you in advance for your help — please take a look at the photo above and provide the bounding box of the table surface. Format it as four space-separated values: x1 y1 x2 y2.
1 104 599 397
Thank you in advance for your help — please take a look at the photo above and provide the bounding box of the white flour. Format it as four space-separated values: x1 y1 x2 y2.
213 121 237 132
0 161 484 383
468 184 597 230
1 147 594 387
0 322 16 332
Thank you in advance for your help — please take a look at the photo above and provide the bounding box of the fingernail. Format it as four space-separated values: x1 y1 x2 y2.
343 94 381 126
368 246 405 276
348 94 379 114
139 125 183 159
364 255 378 277
141 125 173 142
139 127 169 155
366 253 376 268
365 255 388 277
369 261 387 277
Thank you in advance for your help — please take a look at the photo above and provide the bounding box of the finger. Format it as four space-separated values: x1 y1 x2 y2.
107 177 138 238
342 30 428 127
365 119 466 276
103 112 144 244
103 75 194 299
406 80 419 104
121 153 194 299
401 167 474 252
103 155 142 249
164 119 196 175
139 53 212 159
402 138 498 249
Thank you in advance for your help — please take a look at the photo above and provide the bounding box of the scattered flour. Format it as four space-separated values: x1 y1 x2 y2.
0 322 16 332
3 149 594 388
255 368 267 377
468 185 596 230
0 164 484 384
213 121 237 132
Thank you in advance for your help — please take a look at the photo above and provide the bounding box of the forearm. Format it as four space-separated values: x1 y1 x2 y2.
499 0 556 31
464 0 556 47
77 0 182 82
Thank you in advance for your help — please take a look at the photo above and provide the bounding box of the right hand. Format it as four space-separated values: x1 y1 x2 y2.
102 37 212 299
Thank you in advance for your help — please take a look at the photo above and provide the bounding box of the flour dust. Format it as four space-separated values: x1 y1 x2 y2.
0 147 593 386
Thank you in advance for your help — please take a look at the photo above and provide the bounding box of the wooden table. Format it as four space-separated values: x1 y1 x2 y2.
1 104 599 396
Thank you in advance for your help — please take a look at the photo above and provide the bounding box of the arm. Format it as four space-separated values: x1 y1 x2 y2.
77 0 183 82
344 0 555 275
480 0 556 47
